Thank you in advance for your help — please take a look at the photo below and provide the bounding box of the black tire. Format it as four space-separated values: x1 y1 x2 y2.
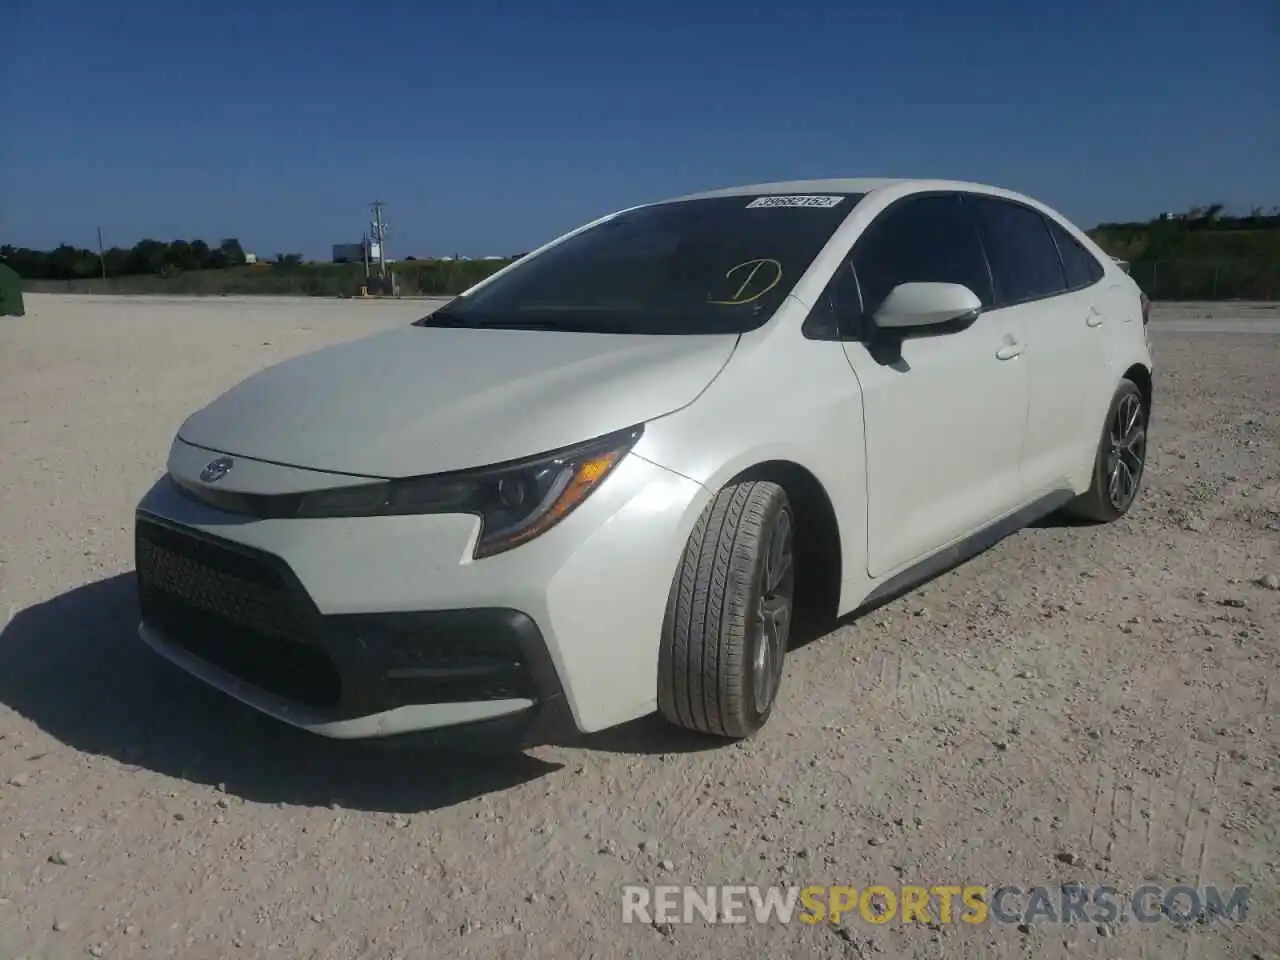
657 480 796 738
1064 378 1148 522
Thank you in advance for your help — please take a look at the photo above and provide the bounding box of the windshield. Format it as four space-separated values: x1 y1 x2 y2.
414 193 863 334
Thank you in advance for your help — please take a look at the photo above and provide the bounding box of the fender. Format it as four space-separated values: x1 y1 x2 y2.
632 300 873 613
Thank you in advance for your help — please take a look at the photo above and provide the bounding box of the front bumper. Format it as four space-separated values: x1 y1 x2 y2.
134 443 710 742
137 514 576 745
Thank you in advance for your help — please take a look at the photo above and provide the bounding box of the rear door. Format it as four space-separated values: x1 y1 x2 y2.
837 193 1031 578
1044 213 1125 447
968 196 1112 496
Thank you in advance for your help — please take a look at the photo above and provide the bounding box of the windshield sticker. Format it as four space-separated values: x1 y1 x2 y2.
707 258 783 305
745 195 844 209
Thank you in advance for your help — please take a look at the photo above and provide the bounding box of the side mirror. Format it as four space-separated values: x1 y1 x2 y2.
871 282 982 331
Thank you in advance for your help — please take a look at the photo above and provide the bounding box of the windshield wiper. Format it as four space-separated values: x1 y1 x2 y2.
427 312 644 333
416 310 709 335
481 318 601 331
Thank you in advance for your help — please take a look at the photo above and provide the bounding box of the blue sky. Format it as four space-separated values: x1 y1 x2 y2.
2 0 1276 259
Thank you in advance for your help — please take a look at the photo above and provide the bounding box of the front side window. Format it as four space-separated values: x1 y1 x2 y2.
416 194 863 334
970 196 1068 305
849 193 994 320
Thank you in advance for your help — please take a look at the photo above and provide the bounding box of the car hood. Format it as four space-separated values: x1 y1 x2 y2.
177 325 739 478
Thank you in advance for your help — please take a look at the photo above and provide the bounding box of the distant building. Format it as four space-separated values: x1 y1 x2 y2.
333 240 383 264
244 252 258 264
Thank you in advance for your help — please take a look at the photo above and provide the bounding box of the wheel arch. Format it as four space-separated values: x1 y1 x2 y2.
722 459 843 627
1123 362 1153 417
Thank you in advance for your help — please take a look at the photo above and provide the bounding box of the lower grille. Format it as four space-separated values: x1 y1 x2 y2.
374 624 534 702
136 519 341 708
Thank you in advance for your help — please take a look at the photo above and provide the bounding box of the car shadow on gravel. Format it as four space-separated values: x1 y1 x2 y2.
569 714 734 755
1028 512 1098 529
0 573 560 813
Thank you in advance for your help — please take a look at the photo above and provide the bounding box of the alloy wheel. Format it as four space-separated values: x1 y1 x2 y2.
1105 392 1146 511
753 507 795 715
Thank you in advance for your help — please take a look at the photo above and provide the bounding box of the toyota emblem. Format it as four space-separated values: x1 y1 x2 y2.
200 456 235 484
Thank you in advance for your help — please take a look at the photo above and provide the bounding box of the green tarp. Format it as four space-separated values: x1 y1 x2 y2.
0 262 24 316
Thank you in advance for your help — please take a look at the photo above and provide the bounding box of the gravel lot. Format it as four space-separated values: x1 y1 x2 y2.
1 295 1277 960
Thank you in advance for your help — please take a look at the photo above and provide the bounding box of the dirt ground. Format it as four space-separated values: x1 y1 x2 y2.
1 295 1277 960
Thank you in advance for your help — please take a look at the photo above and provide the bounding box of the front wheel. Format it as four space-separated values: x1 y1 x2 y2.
1064 379 1148 522
658 480 796 738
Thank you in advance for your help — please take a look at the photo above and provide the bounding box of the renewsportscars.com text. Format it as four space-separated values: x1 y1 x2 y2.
621 884 1249 926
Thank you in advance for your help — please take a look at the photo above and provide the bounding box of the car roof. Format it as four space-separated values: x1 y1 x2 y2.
662 177 1042 207
665 178 905 201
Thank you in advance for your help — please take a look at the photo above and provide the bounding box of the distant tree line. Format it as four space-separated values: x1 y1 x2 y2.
1091 204 1280 299
0 238 250 280
21 258 521 299
1094 204 1280 233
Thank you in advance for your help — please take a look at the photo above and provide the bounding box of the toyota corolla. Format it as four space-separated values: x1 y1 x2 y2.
134 178 1153 745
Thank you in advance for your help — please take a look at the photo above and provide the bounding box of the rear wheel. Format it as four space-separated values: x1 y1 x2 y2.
1064 379 1148 522
658 481 795 738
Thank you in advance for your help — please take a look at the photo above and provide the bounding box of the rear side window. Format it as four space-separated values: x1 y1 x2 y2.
850 193 994 318
970 196 1067 306
1045 217 1105 289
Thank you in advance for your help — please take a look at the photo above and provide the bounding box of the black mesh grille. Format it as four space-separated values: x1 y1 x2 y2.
136 519 341 708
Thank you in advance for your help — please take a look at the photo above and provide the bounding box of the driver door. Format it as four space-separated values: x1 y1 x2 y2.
834 193 1031 578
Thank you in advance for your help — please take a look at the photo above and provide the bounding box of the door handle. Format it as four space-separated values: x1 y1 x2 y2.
996 342 1021 360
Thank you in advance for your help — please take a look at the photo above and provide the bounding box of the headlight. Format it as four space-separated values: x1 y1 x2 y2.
294 426 643 558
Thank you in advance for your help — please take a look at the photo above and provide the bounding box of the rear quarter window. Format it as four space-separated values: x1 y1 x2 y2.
1045 217 1105 289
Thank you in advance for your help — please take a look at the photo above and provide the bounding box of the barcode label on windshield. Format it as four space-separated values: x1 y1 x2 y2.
745 195 845 209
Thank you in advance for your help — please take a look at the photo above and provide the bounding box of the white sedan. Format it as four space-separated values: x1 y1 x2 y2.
134 178 1153 746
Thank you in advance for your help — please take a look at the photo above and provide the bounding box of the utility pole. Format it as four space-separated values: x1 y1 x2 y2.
96 227 107 279
369 201 388 279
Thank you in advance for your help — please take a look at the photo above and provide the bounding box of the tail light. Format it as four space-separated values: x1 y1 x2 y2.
1140 291 1151 326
